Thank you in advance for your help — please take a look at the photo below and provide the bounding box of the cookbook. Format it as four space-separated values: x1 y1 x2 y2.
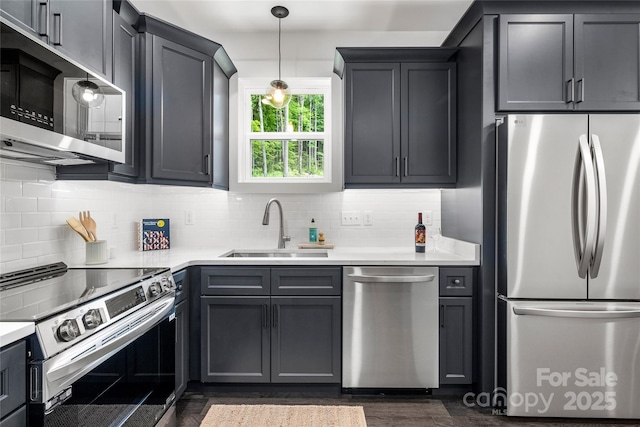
137 219 170 251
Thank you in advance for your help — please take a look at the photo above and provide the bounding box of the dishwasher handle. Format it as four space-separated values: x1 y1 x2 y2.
347 274 435 283
513 306 640 319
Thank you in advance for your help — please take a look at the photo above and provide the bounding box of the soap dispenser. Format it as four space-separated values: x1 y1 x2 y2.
309 218 318 243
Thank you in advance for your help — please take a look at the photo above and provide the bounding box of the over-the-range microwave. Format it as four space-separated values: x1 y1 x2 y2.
0 17 126 165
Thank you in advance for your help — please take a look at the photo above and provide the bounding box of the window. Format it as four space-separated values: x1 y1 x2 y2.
238 78 332 184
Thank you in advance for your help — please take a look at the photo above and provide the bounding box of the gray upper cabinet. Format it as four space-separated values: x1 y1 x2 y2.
148 36 212 182
110 9 137 177
338 48 457 188
1 0 113 80
573 14 640 110
498 13 640 111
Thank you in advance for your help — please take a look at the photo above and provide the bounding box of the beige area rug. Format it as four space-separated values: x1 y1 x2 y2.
200 404 367 427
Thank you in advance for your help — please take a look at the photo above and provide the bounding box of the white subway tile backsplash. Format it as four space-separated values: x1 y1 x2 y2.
1 160 442 272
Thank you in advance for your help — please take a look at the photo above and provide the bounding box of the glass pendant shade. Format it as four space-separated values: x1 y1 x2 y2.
72 78 104 108
263 6 291 110
262 79 291 109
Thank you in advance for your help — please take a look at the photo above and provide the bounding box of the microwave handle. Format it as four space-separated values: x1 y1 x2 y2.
38 1 49 37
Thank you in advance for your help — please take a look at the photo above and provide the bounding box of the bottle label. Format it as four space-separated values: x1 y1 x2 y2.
415 229 426 247
309 228 318 243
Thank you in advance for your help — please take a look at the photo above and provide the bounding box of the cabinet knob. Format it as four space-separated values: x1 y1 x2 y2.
453 279 461 285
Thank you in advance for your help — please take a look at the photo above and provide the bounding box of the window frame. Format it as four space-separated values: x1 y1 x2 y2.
238 78 332 184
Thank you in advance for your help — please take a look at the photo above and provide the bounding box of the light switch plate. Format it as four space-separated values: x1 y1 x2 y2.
363 211 373 226
424 211 433 226
342 211 361 226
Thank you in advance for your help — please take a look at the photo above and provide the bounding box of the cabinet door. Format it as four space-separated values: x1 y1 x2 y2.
111 11 138 177
344 63 401 185
0 0 40 35
212 61 229 190
151 36 212 182
175 299 189 398
439 297 473 384
271 297 341 383
49 0 113 80
401 63 456 184
498 14 574 111
201 296 270 383
574 14 640 111
0 341 26 419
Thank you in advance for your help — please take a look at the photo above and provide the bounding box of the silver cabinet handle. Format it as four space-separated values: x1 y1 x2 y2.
572 135 598 279
567 78 575 103
403 157 408 177
395 157 400 177
38 1 49 37
590 134 607 277
514 306 640 319
348 274 435 283
576 78 585 103
52 13 62 46
204 154 211 175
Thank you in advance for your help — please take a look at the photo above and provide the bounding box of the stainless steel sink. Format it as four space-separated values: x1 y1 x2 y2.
223 249 328 258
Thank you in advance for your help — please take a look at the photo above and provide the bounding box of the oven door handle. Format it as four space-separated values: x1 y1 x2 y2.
45 296 174 383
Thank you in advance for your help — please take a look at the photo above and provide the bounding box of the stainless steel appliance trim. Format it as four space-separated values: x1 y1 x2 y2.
590 134 607 278
572 134 598 278
513 306 640 319
40 295 173 403
347 274 435 283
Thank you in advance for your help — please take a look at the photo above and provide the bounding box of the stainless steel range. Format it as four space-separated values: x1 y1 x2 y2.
0 262 177 426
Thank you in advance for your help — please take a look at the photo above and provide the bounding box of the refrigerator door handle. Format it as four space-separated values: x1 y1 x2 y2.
572 135 598 279
513 306 640 319
590 134 607 278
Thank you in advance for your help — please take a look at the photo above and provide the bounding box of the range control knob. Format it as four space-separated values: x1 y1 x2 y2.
148 282 162 297
83 309 102 329
57 319 80 342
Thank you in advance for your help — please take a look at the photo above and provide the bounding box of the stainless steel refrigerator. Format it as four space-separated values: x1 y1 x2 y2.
496 114 640 418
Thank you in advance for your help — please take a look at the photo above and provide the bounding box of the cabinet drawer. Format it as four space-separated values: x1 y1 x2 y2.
439 268 474 296
0 341 26 419
201 267 270 295
271 267 341 296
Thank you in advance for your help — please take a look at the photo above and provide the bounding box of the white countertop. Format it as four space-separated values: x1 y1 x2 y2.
0 237 479 347
74 236 480 271
0 322 35 348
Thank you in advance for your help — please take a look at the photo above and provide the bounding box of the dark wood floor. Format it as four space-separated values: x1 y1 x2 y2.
175 390 640 426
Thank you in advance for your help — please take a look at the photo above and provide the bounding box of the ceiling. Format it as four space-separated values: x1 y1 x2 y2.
129 0 473 35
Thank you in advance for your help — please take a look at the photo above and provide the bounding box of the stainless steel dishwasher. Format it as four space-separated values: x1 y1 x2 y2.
342 266 439 389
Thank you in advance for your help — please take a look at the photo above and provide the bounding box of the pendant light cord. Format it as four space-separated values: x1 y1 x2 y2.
278 17 282 81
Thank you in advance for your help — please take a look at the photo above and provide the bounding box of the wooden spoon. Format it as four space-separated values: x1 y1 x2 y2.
79 211 97 242
66 217 91 242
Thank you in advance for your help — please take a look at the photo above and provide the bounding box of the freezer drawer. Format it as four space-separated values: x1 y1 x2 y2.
506 300 640 418
342 266 439 388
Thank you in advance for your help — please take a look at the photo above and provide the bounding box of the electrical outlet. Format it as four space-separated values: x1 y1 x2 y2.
111 213 119 228
341 211 361 226
424 211 433 226
185 211 195 225
363 211 373 226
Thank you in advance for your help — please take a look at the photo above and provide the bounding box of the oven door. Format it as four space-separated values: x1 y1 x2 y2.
28 298 176 427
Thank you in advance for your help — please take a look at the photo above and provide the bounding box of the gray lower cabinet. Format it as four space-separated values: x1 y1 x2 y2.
0 0 113 80
0 341 26 426
340 49 457 188
439 268 474 385
498 14 640 111
200 267 341 384
174 268 189 399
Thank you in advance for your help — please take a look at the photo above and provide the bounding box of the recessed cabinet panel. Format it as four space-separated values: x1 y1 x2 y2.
574 15 640 110
498 14 574 111
201 267 270 296
151 36 212 182
271 267 341 296
271 297 341 383
401 63 456 184
345 63 401 184
201 296 270 383
439 297 473 384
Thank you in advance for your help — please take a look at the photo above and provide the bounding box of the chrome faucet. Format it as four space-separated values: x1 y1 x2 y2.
262 198 291 249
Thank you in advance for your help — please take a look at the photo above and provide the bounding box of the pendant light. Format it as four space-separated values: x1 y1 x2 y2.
72 73 104 108
262 5 291 109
